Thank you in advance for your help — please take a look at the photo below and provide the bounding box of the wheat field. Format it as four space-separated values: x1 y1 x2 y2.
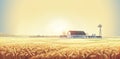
0 37 120 59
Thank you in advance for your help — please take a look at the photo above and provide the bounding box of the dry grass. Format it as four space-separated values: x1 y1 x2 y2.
0 37 120 59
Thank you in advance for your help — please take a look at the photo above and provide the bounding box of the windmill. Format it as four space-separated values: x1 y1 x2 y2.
98 24 102 36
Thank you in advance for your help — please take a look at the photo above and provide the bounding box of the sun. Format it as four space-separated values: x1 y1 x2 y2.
49 19 68 35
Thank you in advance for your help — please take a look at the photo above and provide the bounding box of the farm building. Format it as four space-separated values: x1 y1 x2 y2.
67 31 86 38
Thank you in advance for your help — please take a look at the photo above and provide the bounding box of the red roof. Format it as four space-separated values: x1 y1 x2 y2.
69 31 86 35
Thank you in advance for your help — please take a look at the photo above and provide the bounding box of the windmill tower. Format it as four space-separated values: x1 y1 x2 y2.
98 24 102 36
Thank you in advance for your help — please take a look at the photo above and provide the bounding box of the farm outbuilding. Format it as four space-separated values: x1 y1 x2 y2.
67 31 86 38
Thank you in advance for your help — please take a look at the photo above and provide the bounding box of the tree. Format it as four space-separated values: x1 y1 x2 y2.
98 24 102 36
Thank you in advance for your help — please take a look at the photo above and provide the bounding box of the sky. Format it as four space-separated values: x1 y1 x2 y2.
114 0 120 36
0 0 5 32
0 0 119 36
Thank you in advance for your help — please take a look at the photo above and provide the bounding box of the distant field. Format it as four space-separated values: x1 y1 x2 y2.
0 37 120 59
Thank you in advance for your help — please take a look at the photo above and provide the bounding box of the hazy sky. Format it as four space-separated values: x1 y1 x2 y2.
0 0 5 32
114 0 120 36
0 0 119 36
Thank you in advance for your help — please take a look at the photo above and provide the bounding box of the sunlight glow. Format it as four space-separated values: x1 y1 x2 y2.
49 19 68 35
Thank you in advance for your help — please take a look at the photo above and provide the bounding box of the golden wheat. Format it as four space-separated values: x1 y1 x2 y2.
0 37 120 59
